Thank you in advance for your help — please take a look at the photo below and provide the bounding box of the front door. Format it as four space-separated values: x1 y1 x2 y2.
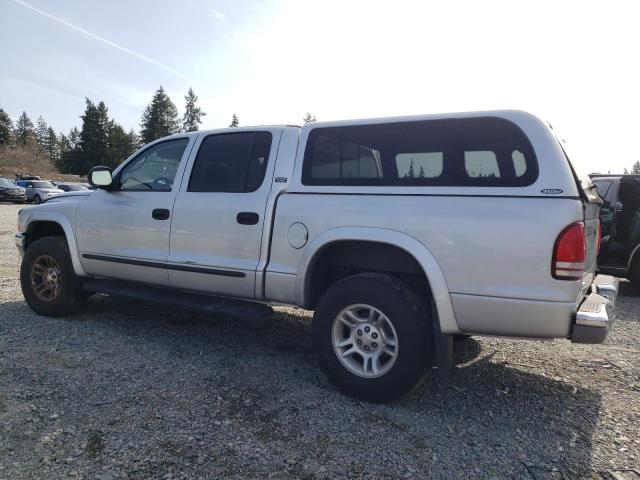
167 129 281 298
76 137 193 286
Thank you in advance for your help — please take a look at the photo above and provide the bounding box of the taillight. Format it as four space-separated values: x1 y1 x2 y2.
552 222 586 280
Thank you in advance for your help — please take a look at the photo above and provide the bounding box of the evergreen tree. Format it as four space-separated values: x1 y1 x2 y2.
182 88 206 132
35 116 49 154
45 127 58 162
624 167 629 174
15 111 35 146
229 114 239 127
405 159 415 178
127 129 140 149
418 165 426 178
303 112 317 123
107 121 138 168
58 127 83 174
68 127 81 150
77 99 111 174
632 161 640 174
56 133 71 172
0 108 13 146
140 86 180 143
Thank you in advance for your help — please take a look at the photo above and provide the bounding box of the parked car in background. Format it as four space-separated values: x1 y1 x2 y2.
55 182 90 193
0 177 27 203
591 174 640 287
15 175 42 181
15 180 63 204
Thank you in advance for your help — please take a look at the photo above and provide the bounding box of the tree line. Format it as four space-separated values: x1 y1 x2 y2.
0 86 210 175
1 86 321 177
625 162 640 174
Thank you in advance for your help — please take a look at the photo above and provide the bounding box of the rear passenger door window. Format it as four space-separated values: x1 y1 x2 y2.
188 132 272 192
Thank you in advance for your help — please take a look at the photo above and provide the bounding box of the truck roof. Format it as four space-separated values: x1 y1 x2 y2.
174 110 540 138
297 109 537 129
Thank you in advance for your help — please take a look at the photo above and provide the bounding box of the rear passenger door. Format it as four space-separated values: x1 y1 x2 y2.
167 128 281 298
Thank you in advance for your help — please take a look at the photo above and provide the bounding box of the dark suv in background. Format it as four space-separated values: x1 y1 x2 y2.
592 174 640 287
0 177 27 203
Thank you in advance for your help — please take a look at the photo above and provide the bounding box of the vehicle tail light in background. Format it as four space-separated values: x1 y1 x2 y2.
596 219 602 255
552 222 586 280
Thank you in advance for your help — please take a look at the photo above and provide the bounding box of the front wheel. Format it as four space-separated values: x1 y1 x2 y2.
312 273 434 402
20 236 88 317
33 195 41 204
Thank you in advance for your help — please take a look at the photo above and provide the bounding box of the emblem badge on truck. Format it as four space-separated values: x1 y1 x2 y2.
541 188 564 194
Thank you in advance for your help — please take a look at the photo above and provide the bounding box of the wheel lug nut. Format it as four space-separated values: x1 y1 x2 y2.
357 329 362 336
371 332 378 339
364 345 370 351
372 342 378 348
364 326 370 333
357 339 362 345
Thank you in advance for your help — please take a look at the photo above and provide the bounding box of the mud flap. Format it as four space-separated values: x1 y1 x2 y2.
431 299 453 379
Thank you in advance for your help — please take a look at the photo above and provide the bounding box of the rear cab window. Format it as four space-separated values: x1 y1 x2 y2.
301 117 538 187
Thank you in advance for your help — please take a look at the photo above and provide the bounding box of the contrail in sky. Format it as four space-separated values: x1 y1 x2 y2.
10 0 193 83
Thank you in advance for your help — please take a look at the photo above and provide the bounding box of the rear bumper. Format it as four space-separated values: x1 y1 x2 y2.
572 274 618 344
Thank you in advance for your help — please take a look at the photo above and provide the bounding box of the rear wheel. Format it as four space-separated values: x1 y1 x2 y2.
312 273 434 402
20 236 88 317
33 195 41 204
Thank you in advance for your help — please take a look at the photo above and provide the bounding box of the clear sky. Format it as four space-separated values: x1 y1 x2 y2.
1 0 638 174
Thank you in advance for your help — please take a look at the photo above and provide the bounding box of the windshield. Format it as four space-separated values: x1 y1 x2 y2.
31 181 56 189
0 178 17 188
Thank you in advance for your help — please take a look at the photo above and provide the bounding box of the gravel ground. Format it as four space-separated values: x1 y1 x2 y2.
0 203 638 479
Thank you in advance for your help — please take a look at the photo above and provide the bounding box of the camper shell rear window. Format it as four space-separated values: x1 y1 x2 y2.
302 117 538 187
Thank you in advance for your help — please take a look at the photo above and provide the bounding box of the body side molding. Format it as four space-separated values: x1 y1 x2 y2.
82 253 246 278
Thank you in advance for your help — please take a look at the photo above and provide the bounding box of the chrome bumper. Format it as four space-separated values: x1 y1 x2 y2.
572 274 618 344
15 232 26 256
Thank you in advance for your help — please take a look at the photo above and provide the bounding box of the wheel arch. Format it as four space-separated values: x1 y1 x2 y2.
24 212 87 277
296 227 460 334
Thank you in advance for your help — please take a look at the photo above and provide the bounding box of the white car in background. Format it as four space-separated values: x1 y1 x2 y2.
15 180 64 204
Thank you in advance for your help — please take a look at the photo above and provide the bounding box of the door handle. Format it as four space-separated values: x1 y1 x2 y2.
152 208 171 220
236 212 259 225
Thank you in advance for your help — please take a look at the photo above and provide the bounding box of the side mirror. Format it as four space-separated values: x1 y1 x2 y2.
88 166 114 190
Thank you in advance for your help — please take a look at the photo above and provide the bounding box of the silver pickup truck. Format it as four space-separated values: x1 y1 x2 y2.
15 110 618 402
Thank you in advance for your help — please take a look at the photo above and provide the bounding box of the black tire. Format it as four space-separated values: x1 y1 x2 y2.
20 236 88 317
33 195 41 204
311 273 434 402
